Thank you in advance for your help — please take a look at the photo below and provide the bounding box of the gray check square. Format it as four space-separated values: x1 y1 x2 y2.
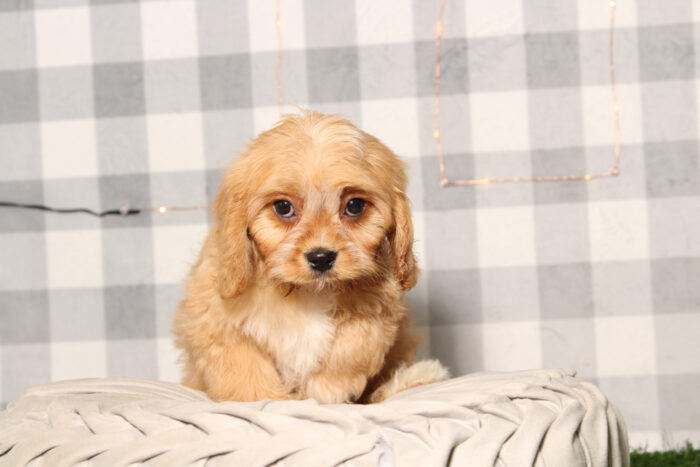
541 318 597 379
359 44 416 99
43 177 101 231
415 39 468 97
251 51 308 107
579 29 639 86
523 0 577 33
586 144 646 201
427 269 481 324
34 0 86 7
532 148 588 204
473 150 534 207
0 0 34 11
150 172 207 227
651 258 700 315
304 0 357 48
90 2 142 63
480 267 539 322
645 141 699 198
637 0 693 26
0 11 36 70
0 180 45 232
306 47 361 104
0 70 39 123
658 374 700 429
403 159 424 212
0 290 49 344
38 66 94 120
2 344 50 408
639 25 695 82
421 154 477 210
96 117 149 175
102 228 154 286
641 81 697 142
528 88 584 149
144 59 201 114
525 32 580 89
417 95 472 156
202 110 255 169
94 62 146 118
430 324 482 377
0 232 46 291
597 376 659 431
535 204 590 265
156 284 182 338
648 198 700 258
468 36 526 92
196 0 249 56
592 261 653 317
98 174 152 229
107 339 158 379
538 263 594 319
104 285 156 339
0 122 41 181
49 288 105 341
424 210 478 271
200 54 253 110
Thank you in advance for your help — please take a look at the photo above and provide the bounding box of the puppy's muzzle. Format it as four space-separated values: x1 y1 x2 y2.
305 249 337 273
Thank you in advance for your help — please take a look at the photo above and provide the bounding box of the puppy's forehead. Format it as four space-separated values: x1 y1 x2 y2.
255 123 384 194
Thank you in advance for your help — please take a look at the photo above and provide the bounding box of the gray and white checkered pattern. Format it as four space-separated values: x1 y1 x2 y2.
1 0 698 451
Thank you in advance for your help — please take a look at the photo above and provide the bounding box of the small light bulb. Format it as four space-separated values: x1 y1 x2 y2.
433 130 440 138
614 104 620 112
276 20 282 27
584 174 591 181
609 1 615 7
158 206 167 213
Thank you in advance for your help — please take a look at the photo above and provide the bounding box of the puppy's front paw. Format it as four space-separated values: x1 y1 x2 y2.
369 359 449 403
303 373 366 404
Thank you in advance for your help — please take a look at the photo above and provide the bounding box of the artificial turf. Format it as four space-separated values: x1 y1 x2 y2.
630 443 700 467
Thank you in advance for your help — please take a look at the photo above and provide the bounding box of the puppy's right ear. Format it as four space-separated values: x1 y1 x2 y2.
214 170 254 299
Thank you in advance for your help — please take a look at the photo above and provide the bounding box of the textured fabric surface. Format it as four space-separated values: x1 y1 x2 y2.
0 0 698 452
0 369 629 466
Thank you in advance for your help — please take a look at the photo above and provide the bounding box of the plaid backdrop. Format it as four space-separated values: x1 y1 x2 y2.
1 0 698 451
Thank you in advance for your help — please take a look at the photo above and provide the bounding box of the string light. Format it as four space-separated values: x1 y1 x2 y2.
434 0 621 186
275 0 284 117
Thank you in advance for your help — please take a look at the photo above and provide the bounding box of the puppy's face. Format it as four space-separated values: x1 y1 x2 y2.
215 112 417 297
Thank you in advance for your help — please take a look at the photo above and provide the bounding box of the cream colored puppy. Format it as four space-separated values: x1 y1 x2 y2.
173 111 447 404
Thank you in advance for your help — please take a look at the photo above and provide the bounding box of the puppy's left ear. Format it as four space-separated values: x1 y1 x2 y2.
213 171 255 299
390 191 419 290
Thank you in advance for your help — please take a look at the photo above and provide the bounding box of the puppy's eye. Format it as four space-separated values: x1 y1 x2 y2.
273 200 295 218
344 198 366 217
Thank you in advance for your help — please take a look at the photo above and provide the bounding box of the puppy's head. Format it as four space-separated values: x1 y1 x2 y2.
214 111 418 298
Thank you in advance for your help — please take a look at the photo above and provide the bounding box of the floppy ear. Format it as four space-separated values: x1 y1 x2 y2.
390 191 419 291
214 170 255 298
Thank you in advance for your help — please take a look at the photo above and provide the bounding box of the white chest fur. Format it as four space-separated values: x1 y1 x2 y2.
237 286 336 388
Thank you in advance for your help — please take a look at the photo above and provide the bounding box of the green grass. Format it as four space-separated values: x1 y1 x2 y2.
631 442 700 467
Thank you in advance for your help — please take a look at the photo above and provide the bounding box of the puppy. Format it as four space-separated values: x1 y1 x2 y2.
173 111 447 404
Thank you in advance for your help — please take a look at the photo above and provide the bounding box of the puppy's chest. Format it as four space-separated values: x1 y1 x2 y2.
241 294 336 386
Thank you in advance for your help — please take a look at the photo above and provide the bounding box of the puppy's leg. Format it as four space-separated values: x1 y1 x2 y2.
303 317 392 404
195 336 292 402
368 359 449 403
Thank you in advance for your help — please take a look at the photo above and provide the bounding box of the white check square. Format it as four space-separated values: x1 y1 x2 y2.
147 113 205 172
46 230 103 289
141 0 199 60
470 91 529 153
41 120 97 179
35 7 92 68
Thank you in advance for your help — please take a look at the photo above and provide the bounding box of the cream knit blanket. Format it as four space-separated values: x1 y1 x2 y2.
0 369 628 466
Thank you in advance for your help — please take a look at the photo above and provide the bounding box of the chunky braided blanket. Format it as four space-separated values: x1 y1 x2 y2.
0 369 628 466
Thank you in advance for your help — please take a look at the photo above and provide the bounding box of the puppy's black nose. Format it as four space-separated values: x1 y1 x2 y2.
305 249 337 272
